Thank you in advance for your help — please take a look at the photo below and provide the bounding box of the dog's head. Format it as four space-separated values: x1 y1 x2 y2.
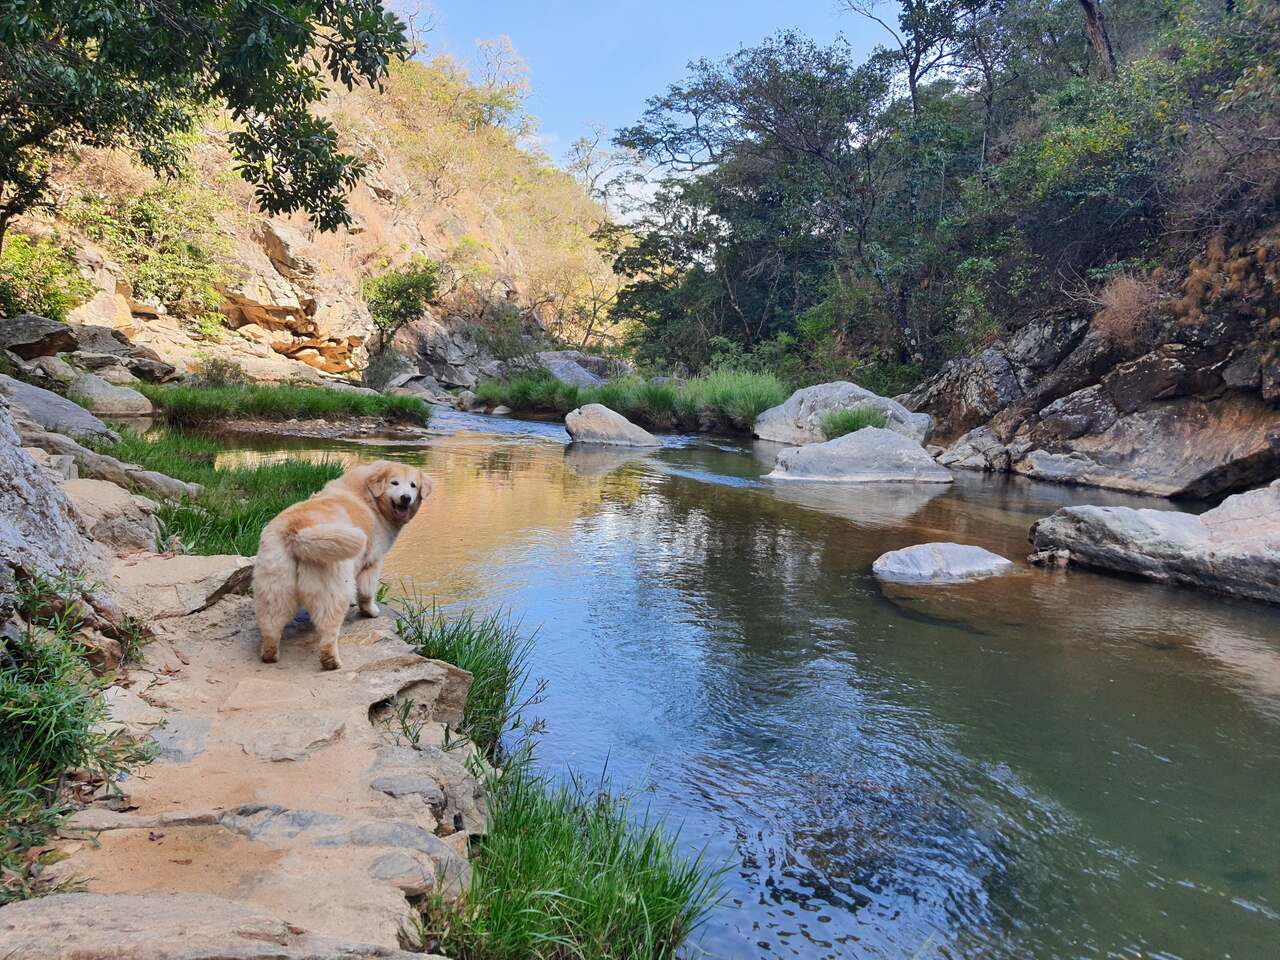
363 460 433 526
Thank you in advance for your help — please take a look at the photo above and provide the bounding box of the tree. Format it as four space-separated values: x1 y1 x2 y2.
0 0 409 249
1077 0 1117 78
363 256 440 355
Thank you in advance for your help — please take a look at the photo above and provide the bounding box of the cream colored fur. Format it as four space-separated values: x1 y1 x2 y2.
252 460 432 670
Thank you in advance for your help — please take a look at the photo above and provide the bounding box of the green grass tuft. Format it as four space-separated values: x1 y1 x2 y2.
418 750 723 960
394 598 536 759
473 369 787 434
88 427 342 556
820 406 888 439
138 382 429 428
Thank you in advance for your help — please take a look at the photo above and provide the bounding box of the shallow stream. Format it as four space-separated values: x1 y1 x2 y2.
228 409 1280 959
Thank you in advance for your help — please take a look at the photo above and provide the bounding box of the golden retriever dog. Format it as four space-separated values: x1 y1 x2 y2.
253 460 433 670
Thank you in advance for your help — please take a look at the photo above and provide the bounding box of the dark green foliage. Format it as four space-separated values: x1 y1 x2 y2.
0 234 93 321
363 256 442 353
610 1 1280 387
88 427 342 555
1 573 152 903
0 0 408 245
137 383 429 427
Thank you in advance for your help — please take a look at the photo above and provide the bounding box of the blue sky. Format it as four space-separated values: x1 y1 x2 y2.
418 0 886 163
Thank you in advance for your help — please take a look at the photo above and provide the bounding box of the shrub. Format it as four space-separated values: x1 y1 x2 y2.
1091 274 1160 350
0 234 93 322
188 354 249 387
821 407 888 439
138 383 430 427
364 256 441 353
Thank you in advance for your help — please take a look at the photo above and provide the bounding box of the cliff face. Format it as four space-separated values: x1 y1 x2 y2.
34 56 610 380
903 229 1280 499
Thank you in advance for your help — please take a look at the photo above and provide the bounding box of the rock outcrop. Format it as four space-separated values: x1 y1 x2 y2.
67 371 154 417
565 403 661 447
0 374 117 441
767 427 954 483
755 381 933 446
1029 480 1280 603
0 314 79 358
872 542 1014 583
63 478 160 553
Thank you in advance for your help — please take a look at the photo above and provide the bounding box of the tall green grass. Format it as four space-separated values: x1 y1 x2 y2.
474 369 787 433
820 406 888 438
395 598 536 758
89 428 341 555
1 573 152 903
393 595 722 959
137 382 429 427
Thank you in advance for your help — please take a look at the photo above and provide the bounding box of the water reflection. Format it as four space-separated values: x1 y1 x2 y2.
225 421 1280 960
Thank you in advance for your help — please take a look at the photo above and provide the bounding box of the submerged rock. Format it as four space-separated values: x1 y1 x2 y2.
565 403 660 447
767 427 954 484
1030 480 1280 603
873 542 1014 583
754 381 933 446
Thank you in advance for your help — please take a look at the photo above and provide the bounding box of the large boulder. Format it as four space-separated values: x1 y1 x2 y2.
767 427 954 483
565 403 660 447
754 381 932 446
67 373 154 418
1029 480 1280 603
0 399 90 588
537 350 603 388
0 374 117 442
0 314 78 359
63 478 160 554
873 543 1013 583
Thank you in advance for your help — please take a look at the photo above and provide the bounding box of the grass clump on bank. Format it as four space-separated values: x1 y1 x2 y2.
392 595 722 959
137 382 429 428
820 407 888 439
1 573 152 903
474 368 787 433
91 428 341 555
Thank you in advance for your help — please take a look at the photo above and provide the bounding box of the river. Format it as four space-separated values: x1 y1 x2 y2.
228 409 1280 959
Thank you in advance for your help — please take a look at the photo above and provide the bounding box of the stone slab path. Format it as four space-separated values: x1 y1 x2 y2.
1 557 485 959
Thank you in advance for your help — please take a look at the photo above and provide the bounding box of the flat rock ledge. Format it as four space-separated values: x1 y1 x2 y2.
873 542 1014 583
565 402 660 447
767 427 954 484
1030 479 1280 604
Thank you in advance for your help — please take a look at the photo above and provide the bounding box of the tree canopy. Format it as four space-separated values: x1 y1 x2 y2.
0 0 409 245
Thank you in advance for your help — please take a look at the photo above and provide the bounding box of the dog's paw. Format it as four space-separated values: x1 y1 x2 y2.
320 654 342 671
359 601 380 618
260 648 279 663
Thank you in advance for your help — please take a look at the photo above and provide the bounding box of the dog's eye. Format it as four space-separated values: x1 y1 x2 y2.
410 482 416 489
391 480 399 486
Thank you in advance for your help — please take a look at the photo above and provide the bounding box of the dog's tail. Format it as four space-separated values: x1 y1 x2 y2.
286 524 366 564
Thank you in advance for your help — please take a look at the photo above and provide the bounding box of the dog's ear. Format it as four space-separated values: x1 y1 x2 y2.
365 462 391 501
416 469 435 501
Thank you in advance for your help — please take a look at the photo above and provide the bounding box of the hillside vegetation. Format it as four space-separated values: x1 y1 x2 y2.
609 0 1280 391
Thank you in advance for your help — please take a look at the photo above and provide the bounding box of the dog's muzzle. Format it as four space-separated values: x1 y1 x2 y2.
391 494 414 520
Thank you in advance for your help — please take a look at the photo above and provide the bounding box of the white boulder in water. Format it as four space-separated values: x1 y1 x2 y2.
754 381 932 445
1030 479 1280 604
873 542 1014 583
767 427 953 483
564 403 660 447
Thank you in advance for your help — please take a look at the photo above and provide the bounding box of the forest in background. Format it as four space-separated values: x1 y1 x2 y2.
596 0 1279 394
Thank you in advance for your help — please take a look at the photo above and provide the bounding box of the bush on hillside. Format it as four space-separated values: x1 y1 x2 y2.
0 235 93 322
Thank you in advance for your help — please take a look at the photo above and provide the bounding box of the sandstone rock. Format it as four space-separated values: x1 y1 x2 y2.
108 554 253 619
754 381 933 446
565 403 660 447
872 543 1014 583
1029 480 1280 603
68 373 154 417
0 314 78 358
767 427 954 484
32 353 79 385
94 362 141 385
63 478 159 553
0 892 429 960
0 399 90 582
456 389 479 410
538 350 603 388
490 404 511 416
0 374 117 441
